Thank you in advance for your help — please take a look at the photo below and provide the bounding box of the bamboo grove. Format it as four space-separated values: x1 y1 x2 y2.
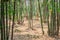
0 0 60 40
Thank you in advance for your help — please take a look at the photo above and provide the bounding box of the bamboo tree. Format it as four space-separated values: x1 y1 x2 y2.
46 0 50 35
56 0 59 36
58 0 60 34
56 0 60 36
17 0 23 24
48 0 53 36
24 0 27 19
5 1 9 40
38 0 44 34
47 0 53 36
8 1 11 39
1 0 4 40
1 0 5 40
43 0 48 23
16 0 19 21
51 0 56 36
24 0 28 19
1 0 9 40
27 0 33 30
29 0 33 20
48 0 57 36
49 0 53 36
0 0 1 30
11 0 15 40
20 0 23 24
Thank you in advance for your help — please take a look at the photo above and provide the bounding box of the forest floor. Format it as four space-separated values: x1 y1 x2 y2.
6 18 60 40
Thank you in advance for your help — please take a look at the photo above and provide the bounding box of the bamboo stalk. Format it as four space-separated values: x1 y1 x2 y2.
1 0 5 40
46 0 50 35
38 0 44 35
11 0 15 40
56 0 59 36
5 1 9 40
49 0 57 36
27 0 33 30
8 1 11 39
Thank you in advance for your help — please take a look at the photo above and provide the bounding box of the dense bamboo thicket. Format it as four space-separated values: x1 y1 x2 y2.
0 0 60 40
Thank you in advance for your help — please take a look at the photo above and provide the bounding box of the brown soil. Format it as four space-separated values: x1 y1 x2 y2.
8 18 60 40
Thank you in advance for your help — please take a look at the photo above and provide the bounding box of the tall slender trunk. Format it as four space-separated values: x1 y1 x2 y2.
11 1 15 40
20 0 23 22
38 0 44 34
56 0 59 36
43 0 48 23
8 1 11 39
1 0 5 40
5 1 9 40
46 0 50 35
28 0 33 30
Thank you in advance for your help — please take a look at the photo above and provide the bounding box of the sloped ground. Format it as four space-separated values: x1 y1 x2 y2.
7 18 60 40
